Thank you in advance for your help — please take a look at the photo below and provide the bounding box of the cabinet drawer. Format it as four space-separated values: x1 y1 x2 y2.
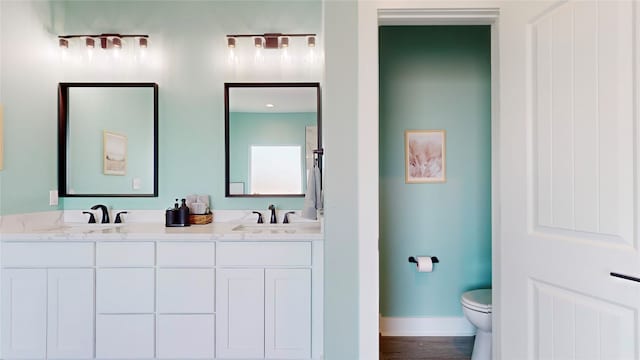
157 269 215 313
157 242 215 267
97 268 154 313
96 314 154 359
217 242 311 266
2 242 94 267
97 242 154 267
158 315 215 359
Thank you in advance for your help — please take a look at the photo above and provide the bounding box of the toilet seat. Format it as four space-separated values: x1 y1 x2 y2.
461 289 492 313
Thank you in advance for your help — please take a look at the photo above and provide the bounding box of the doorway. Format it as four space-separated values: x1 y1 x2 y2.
378 24 492 345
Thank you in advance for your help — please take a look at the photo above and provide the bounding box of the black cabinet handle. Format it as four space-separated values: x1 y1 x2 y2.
610 272 640 283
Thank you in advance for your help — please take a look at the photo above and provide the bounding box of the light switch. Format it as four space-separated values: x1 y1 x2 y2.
133 178 142 190
49 190 58 206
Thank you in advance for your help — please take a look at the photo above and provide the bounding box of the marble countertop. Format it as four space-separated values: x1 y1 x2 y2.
0 211 323 241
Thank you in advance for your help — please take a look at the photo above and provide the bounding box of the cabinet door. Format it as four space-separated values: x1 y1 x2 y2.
1 269 47 359
265 269 311 359
47 269 95 359
216 268 264 359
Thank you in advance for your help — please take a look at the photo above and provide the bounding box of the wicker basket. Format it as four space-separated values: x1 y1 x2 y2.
189 212 213 225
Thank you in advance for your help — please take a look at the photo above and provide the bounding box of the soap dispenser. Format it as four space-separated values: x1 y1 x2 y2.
178 198 191 226
165 199 180 227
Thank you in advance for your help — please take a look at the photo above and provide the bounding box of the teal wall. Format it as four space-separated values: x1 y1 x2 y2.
379 26 492 317
0 1 63 215
67 87 155 194
229 112 316 193
0 0 321 215
0 1 361 358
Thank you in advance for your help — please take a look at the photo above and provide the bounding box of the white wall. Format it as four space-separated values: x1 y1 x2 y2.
322 1 360 358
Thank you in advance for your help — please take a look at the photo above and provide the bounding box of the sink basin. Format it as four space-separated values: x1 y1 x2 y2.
38 223 126 233
232 223 320 234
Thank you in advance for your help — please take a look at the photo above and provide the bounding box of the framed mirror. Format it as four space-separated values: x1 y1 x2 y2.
225 82 321 197
58 83 158 197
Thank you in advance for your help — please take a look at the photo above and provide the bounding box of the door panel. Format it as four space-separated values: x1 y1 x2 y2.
501 0 640 358
216 268 265 359
47 269 94 359
265 269 311 359
533 0 634 244
1 269 46 359
532 281 635 359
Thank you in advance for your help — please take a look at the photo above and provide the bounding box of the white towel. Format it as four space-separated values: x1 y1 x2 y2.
302 166 322 219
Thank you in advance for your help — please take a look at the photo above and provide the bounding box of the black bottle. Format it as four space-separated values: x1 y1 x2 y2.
165 199 181 227
178 198 190 226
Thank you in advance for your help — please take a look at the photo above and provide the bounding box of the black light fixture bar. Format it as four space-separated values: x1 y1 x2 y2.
58 33 149 49
226 33 316 49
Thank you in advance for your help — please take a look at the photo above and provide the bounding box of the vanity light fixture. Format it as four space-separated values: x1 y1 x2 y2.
226 32 317 49
112 37 122 49
265 103 275 108
280 37 289 48
58 33 150 50
227 37 236 48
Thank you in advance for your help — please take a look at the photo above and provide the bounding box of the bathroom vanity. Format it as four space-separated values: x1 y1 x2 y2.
0 221 323 360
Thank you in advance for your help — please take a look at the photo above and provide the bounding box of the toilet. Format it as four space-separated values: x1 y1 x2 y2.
461 289 492 360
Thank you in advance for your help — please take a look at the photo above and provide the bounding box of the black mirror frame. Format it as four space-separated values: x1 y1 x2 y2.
58 82 159 197
224 82 322 198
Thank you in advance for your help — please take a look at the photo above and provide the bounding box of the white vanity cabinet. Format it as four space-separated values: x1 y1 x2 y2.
0 236 322 360
1 242 95 360
216 242 312 360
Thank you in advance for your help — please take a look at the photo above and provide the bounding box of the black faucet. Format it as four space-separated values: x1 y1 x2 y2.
268 204 277 224
114 211 128 224
252 211 264 224
82 211 96 224
283 211 295 224
90 204 110 224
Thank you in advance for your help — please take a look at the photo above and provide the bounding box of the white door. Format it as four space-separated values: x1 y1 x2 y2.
265 268 311 359
1 269 46 359
47 269 94 359
216 268 265 359
500 1 640 358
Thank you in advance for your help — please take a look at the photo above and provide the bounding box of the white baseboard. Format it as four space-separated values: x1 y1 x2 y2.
380 316 476 336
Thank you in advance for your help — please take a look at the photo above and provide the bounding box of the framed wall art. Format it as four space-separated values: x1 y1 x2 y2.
103 131 127 175
405 130 446 183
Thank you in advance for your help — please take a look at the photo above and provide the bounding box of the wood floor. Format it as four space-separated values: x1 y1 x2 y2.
380 336 474 360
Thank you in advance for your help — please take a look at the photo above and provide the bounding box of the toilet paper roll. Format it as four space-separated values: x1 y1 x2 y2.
415 256 433 272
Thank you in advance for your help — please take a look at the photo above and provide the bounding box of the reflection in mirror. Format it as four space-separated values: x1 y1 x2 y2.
225 83 321 197
58 83 158 197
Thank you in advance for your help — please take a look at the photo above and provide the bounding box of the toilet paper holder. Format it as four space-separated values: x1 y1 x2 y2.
408 256 439 264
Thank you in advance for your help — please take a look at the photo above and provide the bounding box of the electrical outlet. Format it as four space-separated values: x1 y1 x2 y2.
49 190 58 206
132 178 141 190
